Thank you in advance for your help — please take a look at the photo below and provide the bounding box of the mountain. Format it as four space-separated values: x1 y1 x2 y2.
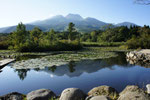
31 14 108 32
66 14 83 21
0 24 46 33
116 22 137 27
0 14 137 33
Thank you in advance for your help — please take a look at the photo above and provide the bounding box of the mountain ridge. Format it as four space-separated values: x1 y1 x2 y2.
0 14 137 33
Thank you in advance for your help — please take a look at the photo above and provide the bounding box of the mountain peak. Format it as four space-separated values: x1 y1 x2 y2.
65 14 83 20
50 15 64 19
85 17 100 21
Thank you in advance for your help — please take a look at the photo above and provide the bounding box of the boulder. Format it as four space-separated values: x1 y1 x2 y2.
27 89 56 100
0 92 23 100
87 96 110 100
88 85 119 100
129 52 134 58
118 85 150 100
146 84 150 94
59 88 86 100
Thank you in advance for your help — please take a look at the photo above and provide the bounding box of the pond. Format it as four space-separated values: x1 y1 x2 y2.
0 52 150 96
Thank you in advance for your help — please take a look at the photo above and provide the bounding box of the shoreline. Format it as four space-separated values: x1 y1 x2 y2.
0 84 150 100
126 49 150 67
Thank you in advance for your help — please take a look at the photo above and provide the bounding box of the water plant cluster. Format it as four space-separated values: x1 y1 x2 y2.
11 47 118 69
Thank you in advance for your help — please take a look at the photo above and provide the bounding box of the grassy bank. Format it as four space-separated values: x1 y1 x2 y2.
82 42 125 47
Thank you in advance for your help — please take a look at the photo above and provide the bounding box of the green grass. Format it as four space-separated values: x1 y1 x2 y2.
82 42 126 47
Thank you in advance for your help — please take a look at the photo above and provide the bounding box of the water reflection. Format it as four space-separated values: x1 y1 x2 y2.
0 66 5 73
14 69 30 80
48 66 57 72
68 61 76 73
127 58 150 68
13 53 133 80
1 52 150 96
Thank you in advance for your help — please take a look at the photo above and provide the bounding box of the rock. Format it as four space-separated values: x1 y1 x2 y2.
27 89 56 100
88 96 110 100
118 85 150 100
146 84 150 94
133 55 137 60
88 85 119 100
59 88 86 100
0 92 23 100
126 50 150 67
129 52 134 58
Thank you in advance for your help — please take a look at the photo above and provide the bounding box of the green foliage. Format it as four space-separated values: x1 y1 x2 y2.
2 22 150 51
30 27 42 46
8 22 82 52
0 34 9 49
126 34 150 49
125 25 150 49
10 22 29 51
100 24 116 30
67 22 76 41
81 25 150 49
100 26 130 42
82 42 125 47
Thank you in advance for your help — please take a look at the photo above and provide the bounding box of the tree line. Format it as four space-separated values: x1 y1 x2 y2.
0 22 82 52
0 23 150 51
80 25 150 49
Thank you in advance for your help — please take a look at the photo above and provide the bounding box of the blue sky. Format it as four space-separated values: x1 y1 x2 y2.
0 0 150 27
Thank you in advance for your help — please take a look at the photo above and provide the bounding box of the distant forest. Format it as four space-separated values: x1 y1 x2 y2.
0 22 150 52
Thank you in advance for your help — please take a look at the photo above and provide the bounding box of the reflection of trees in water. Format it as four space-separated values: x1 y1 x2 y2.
14 69 30 80
68 61 76 73
14 52 134 79
34 68 40 71
103 52 130 68
46 61 76 73
39 53 134 77
0 66 5 73
48 66 57 72
16 55 42 61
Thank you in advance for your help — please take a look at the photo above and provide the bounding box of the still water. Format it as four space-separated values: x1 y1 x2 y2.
0 53 150 95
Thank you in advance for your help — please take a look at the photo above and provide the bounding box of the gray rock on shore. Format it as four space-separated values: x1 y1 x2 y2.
27 89 56 100
59 88 86 100
0 92 23 100
1 84 150 100
118 85 150 100
146 84 150 94
126 49 150 67
87 96 110 100
88 85 119 100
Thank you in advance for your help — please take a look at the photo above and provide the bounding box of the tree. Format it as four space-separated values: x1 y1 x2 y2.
101 24 115 30
91 31 97 42
46 29 56 45
67 22 76 41
135 0 150 5
100 26 130 42
11 22 27 50
30 27 42 46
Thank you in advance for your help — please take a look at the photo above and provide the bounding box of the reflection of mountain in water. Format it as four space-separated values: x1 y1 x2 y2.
14 53 133 80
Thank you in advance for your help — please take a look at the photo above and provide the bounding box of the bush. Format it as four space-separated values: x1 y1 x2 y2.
13 40 82 52
0 41 9 50
126 34 150 49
